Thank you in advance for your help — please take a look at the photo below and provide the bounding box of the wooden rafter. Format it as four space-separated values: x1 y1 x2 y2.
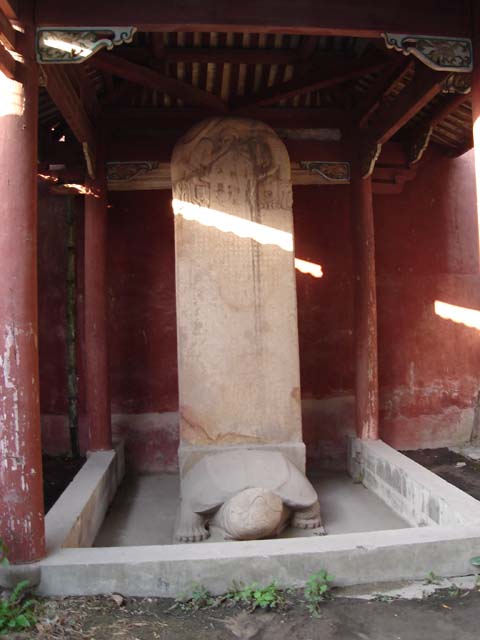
0 7 15 50
35 0 470 38
42 64 96 177
0 0 17 20
88 51 226 111
371 64 448 145
357 56 414 127
0 37 14 78
234 51 388 109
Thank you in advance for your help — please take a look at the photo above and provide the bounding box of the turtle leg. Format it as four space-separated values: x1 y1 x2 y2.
292 500 322 529
174 502 210 543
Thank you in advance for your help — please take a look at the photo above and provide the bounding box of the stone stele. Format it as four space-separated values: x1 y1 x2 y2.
174 450 322 542
172 117 302 447
171 117 318 540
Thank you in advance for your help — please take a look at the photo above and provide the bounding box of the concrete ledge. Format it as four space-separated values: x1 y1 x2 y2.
37 524 480 597
45 441 125 553
349 438 480 526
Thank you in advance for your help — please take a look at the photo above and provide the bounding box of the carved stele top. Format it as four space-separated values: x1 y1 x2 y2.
171 117 293 226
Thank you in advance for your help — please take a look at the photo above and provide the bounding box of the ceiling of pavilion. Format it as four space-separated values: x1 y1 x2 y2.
38 31 473 160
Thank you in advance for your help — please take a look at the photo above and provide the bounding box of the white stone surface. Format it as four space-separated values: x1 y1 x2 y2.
37 524 480 597
45 441 125 553
94 471 406 547
350 438 480 526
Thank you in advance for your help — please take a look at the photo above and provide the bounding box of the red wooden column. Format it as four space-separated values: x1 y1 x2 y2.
0 9 46 562
472 0 480 270
84 152 112 451
350 156 379 440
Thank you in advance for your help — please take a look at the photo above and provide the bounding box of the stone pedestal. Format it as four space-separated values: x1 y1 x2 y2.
171 117 304 471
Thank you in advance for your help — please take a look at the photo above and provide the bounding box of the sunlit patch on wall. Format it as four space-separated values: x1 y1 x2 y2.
434 300 480 331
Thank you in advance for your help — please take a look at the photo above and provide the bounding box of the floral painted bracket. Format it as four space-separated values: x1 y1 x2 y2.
383 34 473 73
37 27 137 63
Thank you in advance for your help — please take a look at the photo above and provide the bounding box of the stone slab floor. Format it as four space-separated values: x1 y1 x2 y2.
94 471 408 547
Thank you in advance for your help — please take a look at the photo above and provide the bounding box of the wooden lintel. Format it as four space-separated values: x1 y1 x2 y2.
88 51 227 111
372 64 448 145
0 7 15 51
100 106 348 130
234 52 388 109
35 0 470 38
0 41 15 78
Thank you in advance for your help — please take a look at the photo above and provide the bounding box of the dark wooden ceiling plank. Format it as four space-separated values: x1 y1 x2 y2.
372 64 448 145
234 52 388 109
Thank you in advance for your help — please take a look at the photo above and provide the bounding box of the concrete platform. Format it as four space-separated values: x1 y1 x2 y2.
94 471 407 547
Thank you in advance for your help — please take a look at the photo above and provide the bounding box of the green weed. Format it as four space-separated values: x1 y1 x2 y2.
0 580 36 636
231 581 287 611
304 570 334 616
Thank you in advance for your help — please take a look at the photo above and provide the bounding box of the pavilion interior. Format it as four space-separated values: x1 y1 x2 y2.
35 29 480 544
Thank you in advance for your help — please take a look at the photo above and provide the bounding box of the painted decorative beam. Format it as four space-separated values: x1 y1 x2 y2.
383 34 473 72
36 27 136 63
298 161 350 183
88 52 227 111
104 157 415 195
41 64 97 177
35 0 470 39
234 52 388 109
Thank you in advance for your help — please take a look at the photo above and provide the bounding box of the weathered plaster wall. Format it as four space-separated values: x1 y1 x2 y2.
37 147 480 470
38 189 70 455
375 148 480 451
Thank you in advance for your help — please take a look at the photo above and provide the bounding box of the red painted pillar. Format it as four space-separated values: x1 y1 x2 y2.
350 158 379 440
0 9 46 562
472 0 480 270
84 151 112 451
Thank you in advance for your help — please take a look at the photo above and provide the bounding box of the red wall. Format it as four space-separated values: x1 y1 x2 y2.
37 147 480 470
375 148 480 450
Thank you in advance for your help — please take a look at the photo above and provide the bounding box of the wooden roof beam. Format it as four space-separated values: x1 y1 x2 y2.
42 64 97 177
357 56 414 128
0 38 14 77
371 64 448 145
234 51 388 109
0 7 15 51
0 0 17 20
88 51 227 111
35 0 470 38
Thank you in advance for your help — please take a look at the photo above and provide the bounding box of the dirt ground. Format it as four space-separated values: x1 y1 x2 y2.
2 585 475 640
403 447 480 500
43 455 85 513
